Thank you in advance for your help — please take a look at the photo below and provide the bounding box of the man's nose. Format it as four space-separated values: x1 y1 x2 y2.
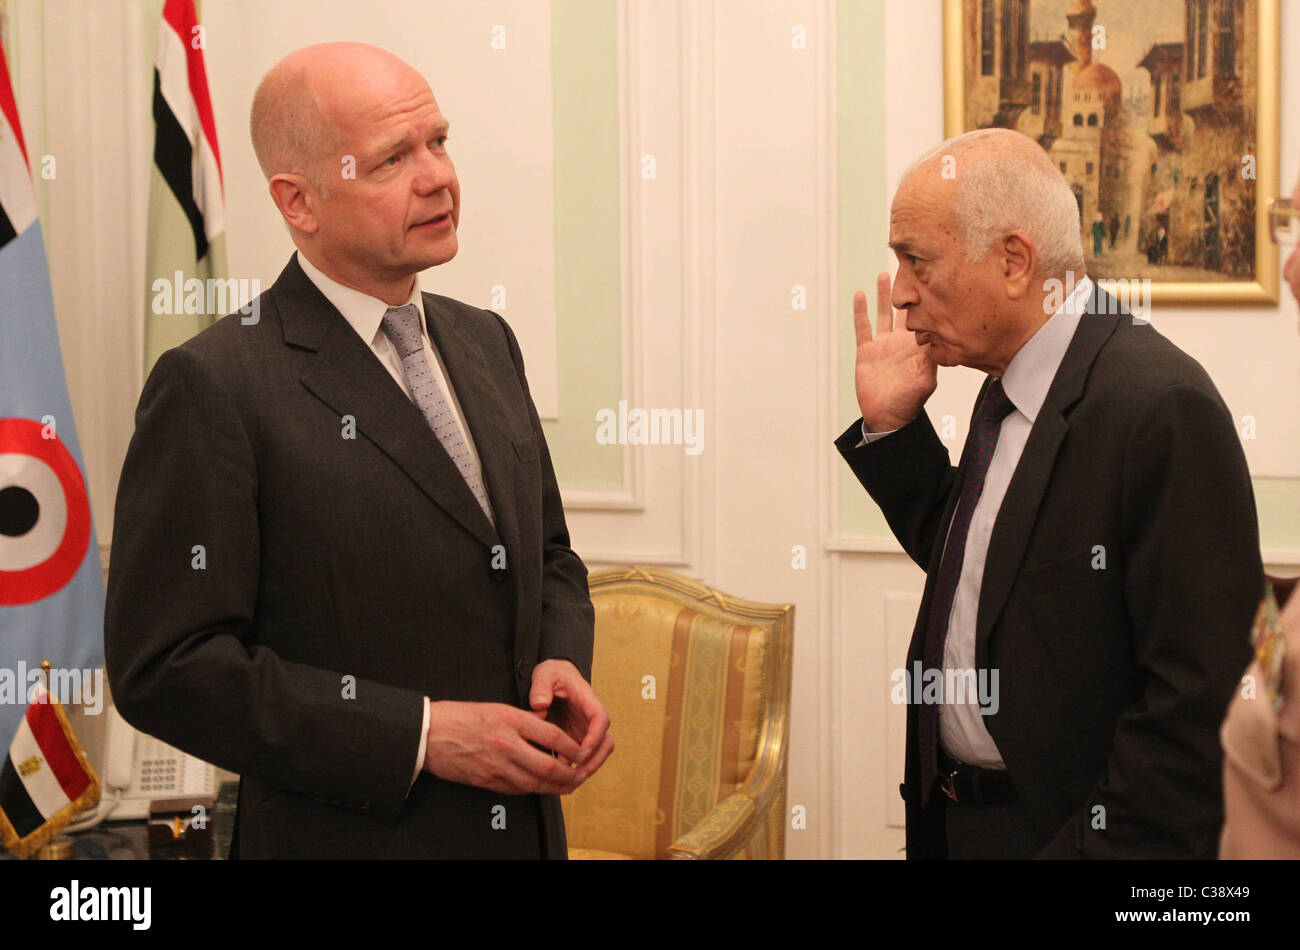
891 270 919 310
412 148 454 194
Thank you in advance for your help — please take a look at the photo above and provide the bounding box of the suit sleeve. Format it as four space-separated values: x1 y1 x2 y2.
1035 382 1260 858
493 313 595 681
105 346 425 823
834 410 959 570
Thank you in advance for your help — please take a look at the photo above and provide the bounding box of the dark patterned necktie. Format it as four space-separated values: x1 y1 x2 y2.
918 378 1016 807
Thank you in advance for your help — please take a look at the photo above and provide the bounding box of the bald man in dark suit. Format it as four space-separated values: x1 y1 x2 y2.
106 42 612 859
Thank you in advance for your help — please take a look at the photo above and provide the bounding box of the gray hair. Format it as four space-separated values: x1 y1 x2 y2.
903 129 1084 278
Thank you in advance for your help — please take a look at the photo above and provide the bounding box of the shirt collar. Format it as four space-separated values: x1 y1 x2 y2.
1000 274 1092 425
295 250 425 346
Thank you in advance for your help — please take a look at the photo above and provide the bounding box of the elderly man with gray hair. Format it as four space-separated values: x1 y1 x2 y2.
837 128 1262 859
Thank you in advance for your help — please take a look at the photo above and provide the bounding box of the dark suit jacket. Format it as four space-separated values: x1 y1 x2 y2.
835 286 1261 859
105 254 595 858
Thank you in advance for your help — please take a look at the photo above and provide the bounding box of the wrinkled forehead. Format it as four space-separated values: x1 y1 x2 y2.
890 170 957 241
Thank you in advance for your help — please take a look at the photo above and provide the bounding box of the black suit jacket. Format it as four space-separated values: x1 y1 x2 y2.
835 286 1261 859
105 254 595 858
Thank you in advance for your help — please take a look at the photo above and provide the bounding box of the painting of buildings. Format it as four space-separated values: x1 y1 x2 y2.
957 0 1261 283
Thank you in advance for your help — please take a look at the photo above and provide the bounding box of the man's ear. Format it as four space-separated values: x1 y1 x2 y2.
268 173 320 235
1001 231 1034 300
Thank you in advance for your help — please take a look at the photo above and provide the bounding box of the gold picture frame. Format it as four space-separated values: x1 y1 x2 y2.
943 0 1281 305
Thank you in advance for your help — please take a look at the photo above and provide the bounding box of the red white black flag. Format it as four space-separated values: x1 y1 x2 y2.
144 0 226 375
0 683 99 858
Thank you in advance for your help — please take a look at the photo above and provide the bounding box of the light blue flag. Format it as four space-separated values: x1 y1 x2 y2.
0 44 105 743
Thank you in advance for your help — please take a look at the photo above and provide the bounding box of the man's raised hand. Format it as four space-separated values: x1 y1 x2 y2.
854 271 938 433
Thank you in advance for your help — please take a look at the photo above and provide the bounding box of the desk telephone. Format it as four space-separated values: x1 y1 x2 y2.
67 703 221 828
100 704 220 819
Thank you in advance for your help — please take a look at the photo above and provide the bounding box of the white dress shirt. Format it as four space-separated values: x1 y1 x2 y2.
862 275 1093 768
297 250 492 789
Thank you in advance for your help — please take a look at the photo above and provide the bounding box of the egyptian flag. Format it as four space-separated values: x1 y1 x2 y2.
0 40 105 745
0 682 99 858
144 0 227 376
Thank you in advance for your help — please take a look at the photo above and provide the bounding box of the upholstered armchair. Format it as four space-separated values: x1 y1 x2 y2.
562 567 794 859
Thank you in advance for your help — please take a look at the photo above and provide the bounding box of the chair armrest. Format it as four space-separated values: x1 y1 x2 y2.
667 675 791 859
666 793 760 860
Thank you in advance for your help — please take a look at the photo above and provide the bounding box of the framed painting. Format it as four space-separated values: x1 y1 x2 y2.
943 0 1281 305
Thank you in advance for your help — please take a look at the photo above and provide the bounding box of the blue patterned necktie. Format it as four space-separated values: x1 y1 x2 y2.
918 378 1016 807
380 304 495 526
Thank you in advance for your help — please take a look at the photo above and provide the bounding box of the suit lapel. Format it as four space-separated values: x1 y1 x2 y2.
274 256 500 550
974 287 1121 662
420 292 523 568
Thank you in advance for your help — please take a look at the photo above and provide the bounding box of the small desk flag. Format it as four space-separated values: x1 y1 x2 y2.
0 677 99 858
